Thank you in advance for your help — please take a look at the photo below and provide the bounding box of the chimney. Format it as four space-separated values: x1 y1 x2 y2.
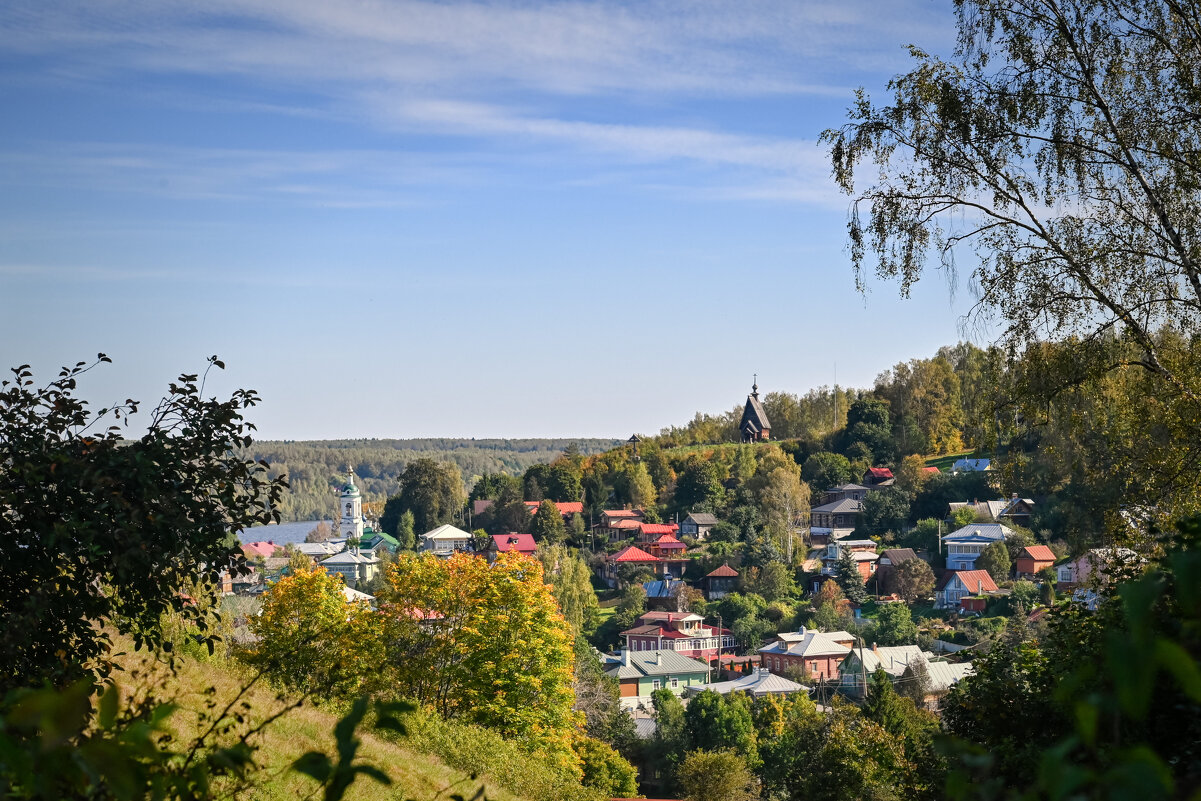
621 649 630 666
656 652 662 666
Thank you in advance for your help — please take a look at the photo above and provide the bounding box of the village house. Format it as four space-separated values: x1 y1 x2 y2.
952 458 992 473
1015 544 1056 577
679 512 718 540
360 530 399 555
602 544 662 587
875 548 919 594
420 523 473 556
948 496 1036 527
636 522 680 544
862 467 894 487
642 575 689 610
839 644 930 698
620 611 735 660
522 500 585 519
821 483 870 505
691 667 809 699
319 549 380 586
700 562 739 600
942 523 1015 571
817 539 878 588
808 497 863 544
1056 547 1141 590
913 660 974 710
603 649 710 709
485 532 537 562
935 569 999 610
599 509 645 542
241 541 279 559
757 627 854 680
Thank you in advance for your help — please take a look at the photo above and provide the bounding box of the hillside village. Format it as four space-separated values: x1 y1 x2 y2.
231 370 1171 799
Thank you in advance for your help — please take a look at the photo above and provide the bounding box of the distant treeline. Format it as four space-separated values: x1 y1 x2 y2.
245 438 620 521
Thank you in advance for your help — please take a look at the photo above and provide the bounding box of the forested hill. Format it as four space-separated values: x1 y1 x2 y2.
245 438 620 521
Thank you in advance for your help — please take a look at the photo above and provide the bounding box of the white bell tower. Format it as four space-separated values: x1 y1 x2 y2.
338 469 365 541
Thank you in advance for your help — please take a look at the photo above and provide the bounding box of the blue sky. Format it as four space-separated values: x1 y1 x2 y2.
0 0 989 439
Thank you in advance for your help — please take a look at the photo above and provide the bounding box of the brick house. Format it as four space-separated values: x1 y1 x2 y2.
757 627 854 680
620 612 735 661
1015 544 1056 577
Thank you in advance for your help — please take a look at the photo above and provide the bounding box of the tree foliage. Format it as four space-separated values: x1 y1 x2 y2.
677 749 758 801
390 458 465 536
976 541 1012 583
873 603 918 646
0 356 287 693
890 556 936 603
379 551 579 766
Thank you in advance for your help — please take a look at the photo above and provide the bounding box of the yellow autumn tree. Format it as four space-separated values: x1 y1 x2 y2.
379 551 580 771
248 566 384 698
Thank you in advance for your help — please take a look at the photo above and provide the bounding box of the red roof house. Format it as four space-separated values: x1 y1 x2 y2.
1016 545 1056 577
603 545 662 587
488 533 537 560
647 534 687 558
702 562 739 600
621 611 735 660
637 522 680 543
935 570 999 611
864 467 894 485
523 500 585 517
241 541 278 559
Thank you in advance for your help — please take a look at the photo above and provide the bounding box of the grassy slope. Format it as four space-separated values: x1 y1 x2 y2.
125 648 530 801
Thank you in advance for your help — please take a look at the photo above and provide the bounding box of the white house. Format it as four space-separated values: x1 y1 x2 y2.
319 549 380 586
421 523 473 556
942 523 1014 571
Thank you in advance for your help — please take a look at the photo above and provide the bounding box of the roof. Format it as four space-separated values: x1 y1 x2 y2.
1019 545 1056 561
706 563 739 578
634 718 657 740
364 531 399 548
422 524 473 541
639 611 704 623
850 645 928 677
829 483 870 492
937 569 999 594
491 533 537 553
684 512 718 525
241 541 278 558
639 523 679 535
866 467 894 479
602 509 642 519
605 649 711 679
952 458 992 472
472 499 494 516
294 542 344 557
740 389 771 432
523 500 584 516
611 545 660 563
612 518 642 530
942 523 1014 543
341 586 375 603
879 548 917 565
320 550 380 566
651 534 686 549
760 628 853 659
921 466 941 474
643 578 684 598
811 498 864 514
923 661 973 693
704 669 809 697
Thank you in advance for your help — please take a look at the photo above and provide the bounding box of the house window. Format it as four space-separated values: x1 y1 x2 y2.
670 678 679 689
652 679 661 690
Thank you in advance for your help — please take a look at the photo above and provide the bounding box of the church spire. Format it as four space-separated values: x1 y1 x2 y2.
751 374 759 399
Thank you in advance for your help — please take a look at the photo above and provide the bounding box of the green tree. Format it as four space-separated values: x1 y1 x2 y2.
622 461 658 511
674 458 725 512
889 556 936 604
392 458 465 536
0 356 287 693
531 499 567 544
683 691 758 769
677 749 758 801
757 467 810 564
801 451 853 492
826 0 1201 528
650 687 689 791
395 509 416 550
873 603 918 646
574 735 638 798
746 561 796 603
379 551 578 764
249 567 383 698
842 397 894 464
538 545 601 636
858 487 912 538
612 584 647 631
834 548 870 605
976 541 1011 583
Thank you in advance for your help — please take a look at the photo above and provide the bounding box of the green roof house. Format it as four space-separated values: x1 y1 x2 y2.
603 649 709 710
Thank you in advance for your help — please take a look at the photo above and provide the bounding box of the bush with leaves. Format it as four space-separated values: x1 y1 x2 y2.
0 355 287 694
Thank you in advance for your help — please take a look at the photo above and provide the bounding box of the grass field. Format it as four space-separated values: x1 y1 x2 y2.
923 450 980 472
117 646 536 801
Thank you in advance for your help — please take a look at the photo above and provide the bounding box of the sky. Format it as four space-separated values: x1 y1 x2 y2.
0 0 990 440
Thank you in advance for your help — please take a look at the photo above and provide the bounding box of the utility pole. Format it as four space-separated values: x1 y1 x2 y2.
858 635 869 700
